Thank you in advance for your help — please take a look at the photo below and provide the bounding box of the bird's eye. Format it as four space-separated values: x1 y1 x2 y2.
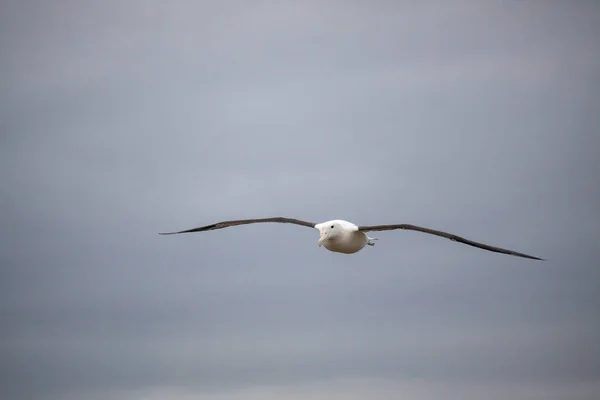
331 225 334 229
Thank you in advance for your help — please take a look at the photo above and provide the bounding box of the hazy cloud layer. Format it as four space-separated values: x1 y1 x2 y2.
1 1 599 399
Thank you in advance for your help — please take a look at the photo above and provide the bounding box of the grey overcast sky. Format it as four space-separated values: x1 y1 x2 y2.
1 1 599 399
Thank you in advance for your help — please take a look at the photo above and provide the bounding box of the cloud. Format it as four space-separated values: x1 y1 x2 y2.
65 378 600 400
1 1 599 400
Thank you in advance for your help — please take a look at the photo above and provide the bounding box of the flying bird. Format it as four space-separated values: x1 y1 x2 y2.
159 217 544 260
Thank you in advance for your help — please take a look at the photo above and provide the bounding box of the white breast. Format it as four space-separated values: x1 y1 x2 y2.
323 231 369 254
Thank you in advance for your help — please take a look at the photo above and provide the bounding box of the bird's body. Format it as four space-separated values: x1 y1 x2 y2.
159 216 544 261
315 220 373 254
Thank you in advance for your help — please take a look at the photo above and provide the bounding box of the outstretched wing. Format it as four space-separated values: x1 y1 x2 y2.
159 217 316 235
358 223 544 260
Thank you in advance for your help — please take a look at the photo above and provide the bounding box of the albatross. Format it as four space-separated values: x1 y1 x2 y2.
159 217 543 260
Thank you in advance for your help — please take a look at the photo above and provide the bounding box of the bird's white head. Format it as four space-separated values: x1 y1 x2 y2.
315 219 356 247
316 221 336 247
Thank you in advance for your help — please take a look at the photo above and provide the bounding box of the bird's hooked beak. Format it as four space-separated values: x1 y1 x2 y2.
318 229 329 247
